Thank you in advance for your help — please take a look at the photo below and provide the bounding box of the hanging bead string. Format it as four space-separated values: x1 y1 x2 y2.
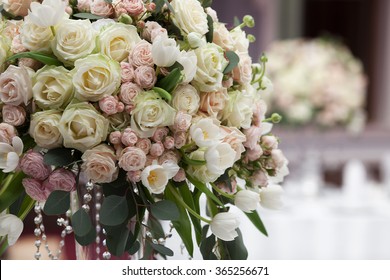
34 202 73 260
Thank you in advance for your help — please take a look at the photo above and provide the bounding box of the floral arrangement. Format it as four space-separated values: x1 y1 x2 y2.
0 0 288 260
265 38 367 131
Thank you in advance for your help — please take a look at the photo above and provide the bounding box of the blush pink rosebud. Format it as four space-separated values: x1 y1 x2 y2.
121 128 138 147
142 21 163 42
43 168 76 195
2 105 26 127
77 0 91 12
135 138 152 154
99 96 123 115
173 168 186 182
120 62 135 83
127 170 142 183
159 150 180 165
0 123 17 144
134 66 157 89
22 178 47 202
119 146 147 171
163 136 175 150
246 144 263 162
20 150 52 181
146 2 156 12
261 135 278 150
124 0 145 16
119 82 141 105
174 131 187 149
145 155 158 166
91 0 114 17
152 127 169 142
243 126 262 150
150 141 164 157
130 40 153 68
251 170 268 188
151 28 168 43
109 131 122 145
174 111 192 132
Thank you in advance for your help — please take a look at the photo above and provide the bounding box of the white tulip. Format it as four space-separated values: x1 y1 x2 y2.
259 184 284 210
0 136 23 173
234 190 259 213
189 118 223 148
177 50 197 84
0 211 23 246
27 0 67 27
210 212 240 241
141 161 179 194
152 35 180 67
205 143 236 176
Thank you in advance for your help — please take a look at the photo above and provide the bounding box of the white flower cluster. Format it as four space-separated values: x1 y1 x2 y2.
266 38 367 131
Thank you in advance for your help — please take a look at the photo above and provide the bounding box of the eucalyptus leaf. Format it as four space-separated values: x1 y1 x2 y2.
106 225 129 256
200 228 217 260
43 190 70 216
43 148 76 167
187 175 224 207
164 0 175 14
244 210 268 236
100 195 128 226
6 52 62 66
73 13 104 20
72 209 92 237
153 0 165 13
206 14 214 43
150 200 180 221
223 229 248 260
74 226 96 246
223 51 240 74
151 243 174 257
127 241 140 255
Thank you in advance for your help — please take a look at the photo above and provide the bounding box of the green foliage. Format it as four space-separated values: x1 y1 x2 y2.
244 210 268 237
198 0 213 8
105 225 130 256
43 148 81 167
74 227 96 246
223 51 240 74
206 15 214 43
187 175 224 207
199 226 218 260
100 195 129 226
150 200 180 221
0 172 26 213
72 209 92 236
6 52 62 66
73 13 104 20
221 229 248 260
155 67 183 93
43 190 70 215
151 243 174 257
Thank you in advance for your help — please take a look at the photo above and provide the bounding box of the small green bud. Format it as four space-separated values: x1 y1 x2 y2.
243 15 255 28
260 54 268 63
247 34 256 43
271 113 282 123
118 14 133 25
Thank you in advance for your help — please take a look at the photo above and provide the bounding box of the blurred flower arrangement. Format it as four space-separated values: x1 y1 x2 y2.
0 0 288 260
265 38 367 132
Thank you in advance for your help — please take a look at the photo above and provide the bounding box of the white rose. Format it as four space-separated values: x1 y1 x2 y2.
187 32 206 49
192 43 228 92
141 161 179 194
170 0 209 36
152 35 180 67
98 22 141 62
177 50 197 84
234 190 259 213
59 102 109 152
73 54 121 102
21 16 54 52
210 212 240 241
33 65 74 109
27 0 67 27
213 22 234 51
29 110 63 149
230 27 249 53
171 84 200 115
205 142 236 176
0 65 33 106
52 19 97 65
189 117 224 148
131 90 176 138
222 90 254 129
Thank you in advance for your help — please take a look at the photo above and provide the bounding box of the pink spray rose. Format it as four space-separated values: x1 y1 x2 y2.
119 82 142 105
130 40 154 68
22 178 47 202
123 0 145 16
99 96 124 115
135 138 152 154
120 62 135 83
118 146 146 171
152 127 169 142
150 141 164 157
0 123 17 144
20 150 52 181
43 168 76 195
121 128 138 147
134 66 157 89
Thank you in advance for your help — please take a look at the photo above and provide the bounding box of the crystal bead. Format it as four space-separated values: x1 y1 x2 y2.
158 238 165 245
61 230 67 238
86 181 94 191
96 247 101 254
95 192 102 200
95 203 101 211
34 205 41 214
57 218 64 226
66 210 72 217
102 251 111 260
96 236 100 244
102 229 106 235
40 224 45 232
42 234 47 241
65 226 73 234
34 215 42 225
48 253 53 258
35 240 41 247
59 240 65 247
96 225 101 233
146 231 152 238
34 228 42 236
62 220 69 227
102 239 107 246
83 193 92 203
82 204 90 212
34 252 41 259
152 239 158 244
95 214 100 222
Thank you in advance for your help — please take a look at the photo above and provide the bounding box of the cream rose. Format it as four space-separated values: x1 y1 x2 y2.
29 110 63 149
230 27 249 53
213 22 234 51
170 0 208 36
73 54 121 102
192 43 228 92
2 105 26 127
81 144 118 183
21 16 53 52
0 65 33 106
51 19 97 65
131 90 176 138
171 84 200 115
98 22 141 62
222 90 254 129
33 65 74 109
58 102 109 152
199 88 229 119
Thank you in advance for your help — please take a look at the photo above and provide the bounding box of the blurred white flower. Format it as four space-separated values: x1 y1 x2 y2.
235 190 259 213
0 211 23 246
0 136 23 173
259 184 284 210
210 212 240 241
28 0 67 27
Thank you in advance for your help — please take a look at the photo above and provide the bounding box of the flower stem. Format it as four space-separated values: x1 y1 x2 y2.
211 183 235 200
0 173 15 196
0 238 9 257
167 184 212 224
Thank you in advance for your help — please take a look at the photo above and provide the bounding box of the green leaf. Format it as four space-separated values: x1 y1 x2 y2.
17 195 35 220
178 184 202 245
105 225 129 256
165 185 194 257
74 226 96 246
6 52 62 66
148 216 165 238
187 175 224 207
73 13 104 20
151 243 174 257
155 67 183 93
0 172 26 213
72 209 92 237
100 195 128 226
153 87 172 102
198 0 213 8
205 14 214 43
104 0 113 3
152 0 165 13
199 226 217 260
164 0 175 13
43 148 77 167
43 190 70 215
223 229 248 260
223 51 240 74
233 16 241 28
181 152 206 166
150 200 180 221
244 210 268 236
127 241 140 255
102 169 128 189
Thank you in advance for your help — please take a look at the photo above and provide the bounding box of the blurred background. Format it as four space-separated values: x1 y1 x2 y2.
208 0 390 260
